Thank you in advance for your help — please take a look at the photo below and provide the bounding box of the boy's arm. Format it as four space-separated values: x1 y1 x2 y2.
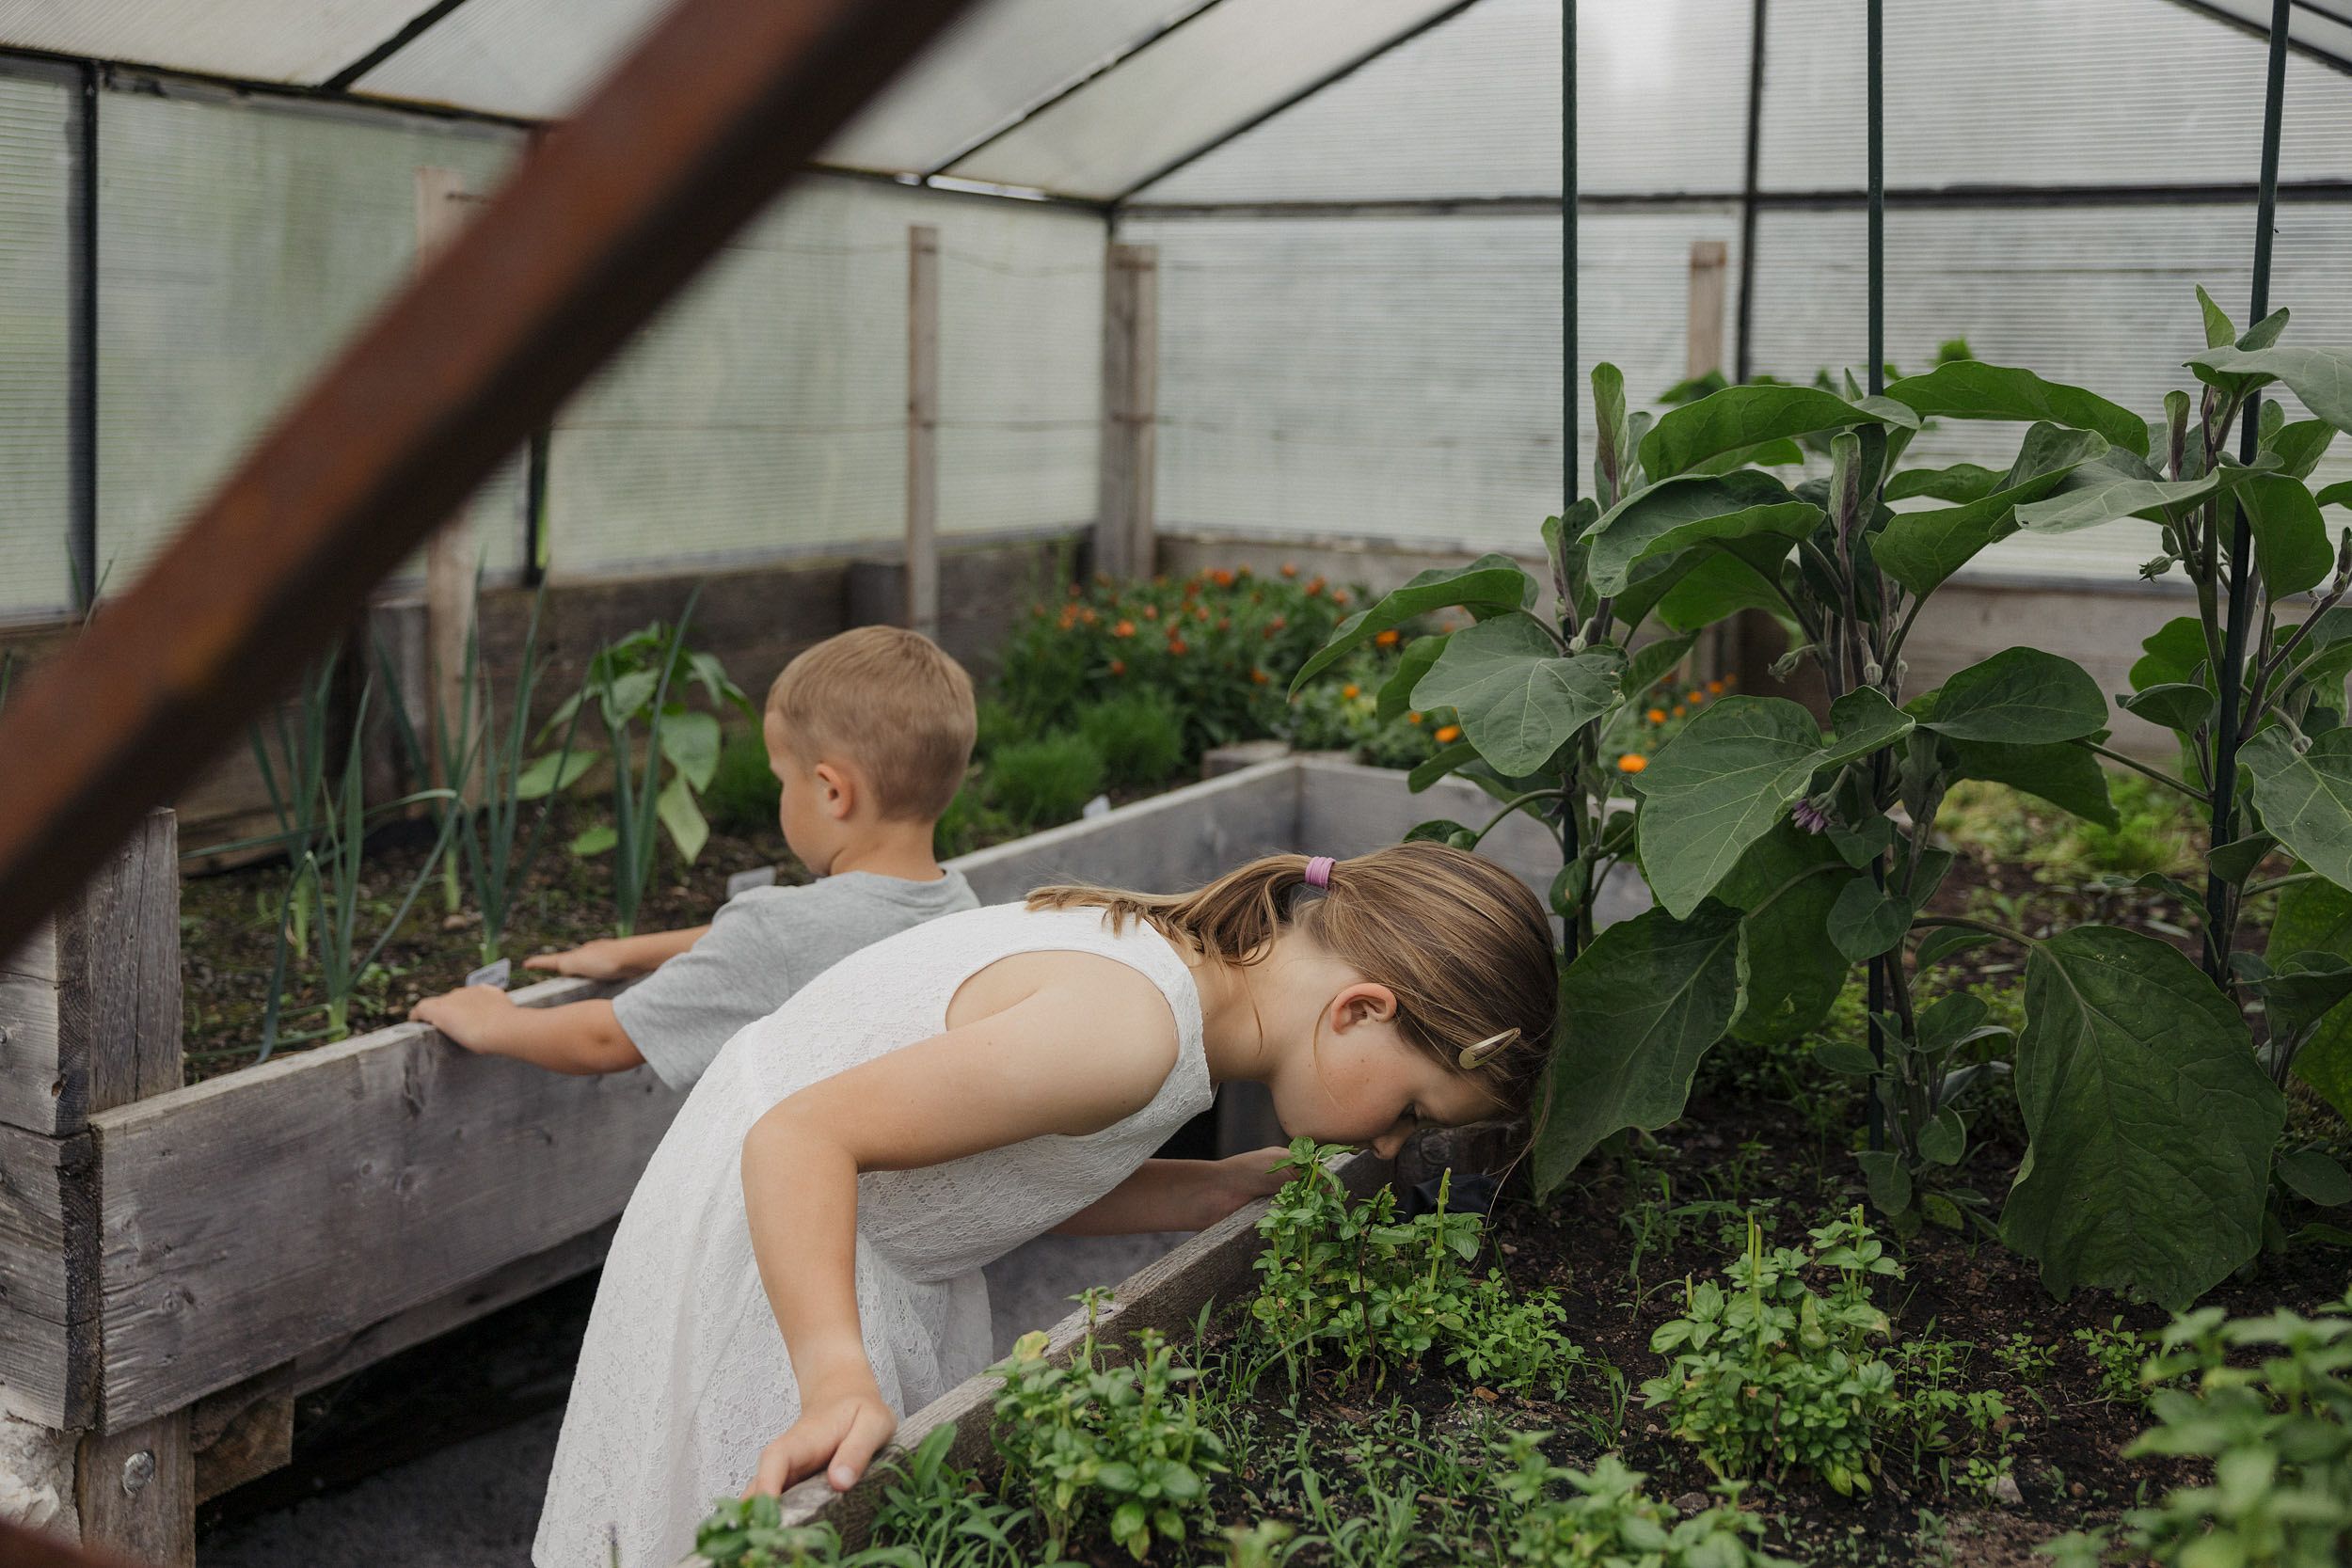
408 989 644 1074
523 926 711 981
1050 1149 1295 1235
739 964 1180 1498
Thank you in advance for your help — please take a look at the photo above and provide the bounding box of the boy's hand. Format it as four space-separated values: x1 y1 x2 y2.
743 1378 896 1498
1203 1146 1297 1227
409 986 517 1052
524 940 642 981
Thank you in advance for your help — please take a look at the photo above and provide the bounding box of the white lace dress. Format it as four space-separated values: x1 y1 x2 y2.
532 904 1214 1568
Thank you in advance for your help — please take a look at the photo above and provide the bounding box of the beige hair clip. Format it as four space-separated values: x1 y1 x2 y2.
1456 1028 1518 1069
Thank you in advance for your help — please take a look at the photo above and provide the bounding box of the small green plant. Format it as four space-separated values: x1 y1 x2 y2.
1994 1332 2059 1386
1246 1140 1581 1394
1890 1337 2016 1497
704 726 783 838
2109 1287 2352 1568
2074 1317 2153 1406
987 1290 1225 1563
1493 1435 1792 1568
986 733 1106 829
1076 693 1186 789
1643 1208 1903 1495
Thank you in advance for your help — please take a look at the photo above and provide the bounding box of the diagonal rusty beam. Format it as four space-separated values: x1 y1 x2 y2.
0 0 977 963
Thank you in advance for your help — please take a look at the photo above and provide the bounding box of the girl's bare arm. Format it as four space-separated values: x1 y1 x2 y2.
1049 1149 1295 1235
738 956 1183 1497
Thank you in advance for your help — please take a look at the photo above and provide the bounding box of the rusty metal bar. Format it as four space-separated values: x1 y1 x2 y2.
0 0 977 964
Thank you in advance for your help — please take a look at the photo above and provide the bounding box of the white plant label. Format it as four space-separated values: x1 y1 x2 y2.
466 958 512 990
1080 794 1113 820
726 865 779 898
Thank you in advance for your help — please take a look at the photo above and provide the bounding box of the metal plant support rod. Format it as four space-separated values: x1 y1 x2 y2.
2204 0 2295 978
1865 0 1887 1149
1733 0 1768 385
1560 0 1582 961
0 0 981 966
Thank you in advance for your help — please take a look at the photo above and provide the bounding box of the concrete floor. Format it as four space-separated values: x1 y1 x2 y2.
199 1229 1189 1568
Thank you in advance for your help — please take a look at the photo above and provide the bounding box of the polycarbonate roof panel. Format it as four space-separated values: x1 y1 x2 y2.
944 0 1467 199
822 0 1206 176
1133 0 1749 205
348 0 668 119
0 0 419 86
2198 0 2352 68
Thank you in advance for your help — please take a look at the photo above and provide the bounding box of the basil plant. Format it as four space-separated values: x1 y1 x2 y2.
1295 289 2352 1311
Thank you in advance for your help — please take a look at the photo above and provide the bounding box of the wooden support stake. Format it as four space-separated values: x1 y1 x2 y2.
75 1412 191 1568
417 166 482 792
1687 239 1728 382
906 225 940 639
1097 244 1158 581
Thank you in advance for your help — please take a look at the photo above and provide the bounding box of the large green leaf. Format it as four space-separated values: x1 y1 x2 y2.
1290 555 1534 692
2238 474 2331 600
1718 827 1853 1045
658 708 723 792
1621 634 1698 704
2131 617 2210 692
1654 546 1797 636
2185 345 2352 434
1635 689 1914 918
2000 927 2281 1309
1411 613 1622 775
1917 646 2107 745
1947 736 2119 828
1377 635 1447 722
1638 385 1909 482
1884 362 2149 457
2265 876 2352 1121
2014 450 2261 533
655 770 710 864
1883 462 2003 506
1874 424 2109 594
2265 420 2339 481
2119 684 2216 735
2241 728 2352 891
1532 904 1742 1195
1581 471 1820 596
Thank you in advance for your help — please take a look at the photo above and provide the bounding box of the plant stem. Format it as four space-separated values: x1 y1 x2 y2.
1913 913 2036 948
2072 739 2210 802
2244 870 2328 900
1475 788 1572 845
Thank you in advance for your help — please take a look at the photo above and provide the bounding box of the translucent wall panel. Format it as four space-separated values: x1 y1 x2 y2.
545 177 1100 578
1118 207 1741 555
947 0 1462 199
0 70 72 620
95 90 527 590
0 0 421 87
1746 200 2352 582
1136 0 1750 205
1762 0 2352 192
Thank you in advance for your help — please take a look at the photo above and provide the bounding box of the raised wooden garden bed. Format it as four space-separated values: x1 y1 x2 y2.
0 756 1621 1563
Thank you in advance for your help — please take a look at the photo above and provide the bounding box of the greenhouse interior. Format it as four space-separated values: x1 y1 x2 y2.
1 0 2350 1564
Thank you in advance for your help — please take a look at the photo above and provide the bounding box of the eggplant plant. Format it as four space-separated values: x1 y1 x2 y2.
1296 289 2352 1310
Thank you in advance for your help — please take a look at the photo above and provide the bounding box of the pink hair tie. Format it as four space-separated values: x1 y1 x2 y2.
1302 855 1335 890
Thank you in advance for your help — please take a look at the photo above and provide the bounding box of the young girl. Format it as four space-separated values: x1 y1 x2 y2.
534 842 1556 1567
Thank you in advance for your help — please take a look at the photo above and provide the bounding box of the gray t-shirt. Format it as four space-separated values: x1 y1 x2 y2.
611 870 978 1089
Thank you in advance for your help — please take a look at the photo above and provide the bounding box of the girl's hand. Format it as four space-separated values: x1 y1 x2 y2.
1204 1146 1297 1225
742 1380 897 1498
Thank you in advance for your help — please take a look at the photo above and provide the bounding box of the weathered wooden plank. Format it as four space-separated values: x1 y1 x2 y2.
0 914 56 985
0 972 63 1134
1096 244 1158 580
950 758 1299 904
0 1124 95 1428
905 225 940 640
91 976 675 1429
771 1150 1391 1550
76 1411 193 1568
191 1394 292 1505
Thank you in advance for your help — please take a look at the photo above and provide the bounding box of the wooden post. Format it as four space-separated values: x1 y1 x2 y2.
1686 239 1728 382
906 225 940 639
1097 244 1157 581
0 811 188 1562
416 166 481 787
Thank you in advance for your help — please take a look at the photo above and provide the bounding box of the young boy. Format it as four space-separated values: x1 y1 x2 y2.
410 626 980 1088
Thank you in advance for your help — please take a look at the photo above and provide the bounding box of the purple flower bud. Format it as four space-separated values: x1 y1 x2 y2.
1791 798 1832 834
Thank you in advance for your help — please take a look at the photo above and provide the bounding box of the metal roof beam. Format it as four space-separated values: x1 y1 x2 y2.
324 0 485 92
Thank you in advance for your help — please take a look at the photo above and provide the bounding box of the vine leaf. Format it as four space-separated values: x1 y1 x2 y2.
2240 728 2352 891
1883 361 2149 457
1916 646 2107 746
1290 555 1533 692
1532 903 1742 1196
1634 689 1913 919
1827 876 1911 963
2265 875 2352 1122
2119 684 2215 735
2185 345 2352 434
1410 613 1622 776
2000 927 2281 1310
1718 827 1852 1046
1638 385 1912 483
2238 474 2331 600
1581 471 1820 596
1873 424 2109 594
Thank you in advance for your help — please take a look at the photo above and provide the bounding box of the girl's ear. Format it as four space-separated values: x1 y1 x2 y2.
1329 982 1398 1033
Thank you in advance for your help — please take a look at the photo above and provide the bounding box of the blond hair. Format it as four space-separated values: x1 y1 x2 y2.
1027 842 1556 1120
767 627 976 820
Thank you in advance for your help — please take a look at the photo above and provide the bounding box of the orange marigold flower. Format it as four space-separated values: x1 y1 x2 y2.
1342 684 1361 699
1250 669 1270 685
1142 605 1159 621
1617 753 1648 774
1281 562 1299 578
1435 724 1462 743
1375 628 1402 648
1217 617 1232 631
1646 707 1667 724
1079 608 1098 625
1168 637 1189 656
1723 673 1738 688
1109 658 1126 676
1113 620 1136 639
1673 705 1686 717
1269 615 1287 631
1708 679 1724 694
1305 577 1327 596
1068 582 1082 597
1332 589 1350 605
1687 689 1704 704
1407 712 1423 725
1211 567 1235 587
1194 606 1210 623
